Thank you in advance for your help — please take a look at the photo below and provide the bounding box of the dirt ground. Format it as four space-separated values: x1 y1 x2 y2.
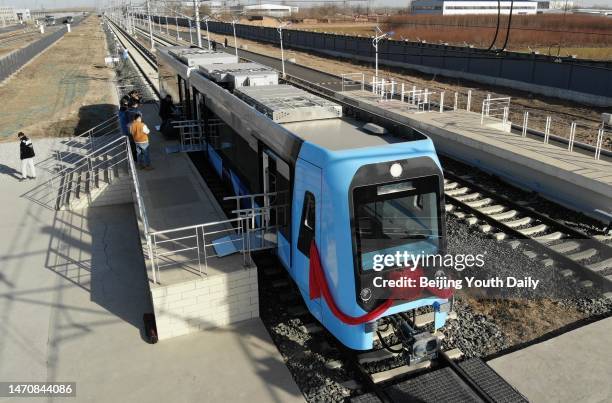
0 16 117 142
239 16 377 35
464 295 585 347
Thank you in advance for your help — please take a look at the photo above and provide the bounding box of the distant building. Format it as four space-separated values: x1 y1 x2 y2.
15 9 32 22
243 4 299 18
0 6 17 25
410 0 539 15
537 1 574 11
547 1 573 10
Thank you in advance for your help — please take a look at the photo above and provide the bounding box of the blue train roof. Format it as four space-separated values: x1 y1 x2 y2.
281 116 428 151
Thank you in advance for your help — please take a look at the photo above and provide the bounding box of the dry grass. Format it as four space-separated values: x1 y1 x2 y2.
464 295 585 347
382 14 612 60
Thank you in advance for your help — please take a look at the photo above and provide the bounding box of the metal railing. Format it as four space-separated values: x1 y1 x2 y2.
36 114 121 174
146 191 290 284
341 72 365 92
172 119 205 152
148 216 247 282
481 96 511 127
33 136 130 210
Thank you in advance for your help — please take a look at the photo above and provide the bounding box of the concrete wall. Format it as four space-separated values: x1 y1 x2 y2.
150 268 259 340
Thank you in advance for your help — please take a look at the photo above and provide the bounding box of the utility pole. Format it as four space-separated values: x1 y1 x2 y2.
175 9 181 40
194 0 202 48
146 0 154 50
277 22 290 78
203 16 211 50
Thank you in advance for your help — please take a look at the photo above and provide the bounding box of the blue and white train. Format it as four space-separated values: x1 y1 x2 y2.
157 46 453 360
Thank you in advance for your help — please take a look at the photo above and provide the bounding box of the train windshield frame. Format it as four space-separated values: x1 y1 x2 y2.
353 175 441 273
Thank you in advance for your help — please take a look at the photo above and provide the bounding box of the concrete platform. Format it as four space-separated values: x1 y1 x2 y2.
131 104 261 339
1 136 303 402
489 317 612 403
336 90 612 222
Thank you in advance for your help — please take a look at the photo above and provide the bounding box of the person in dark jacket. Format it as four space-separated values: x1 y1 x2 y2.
118 97 130 136
18 132 36 180
224 37 228 48
159 95 176 124
211 40 217 51
128 90 141 104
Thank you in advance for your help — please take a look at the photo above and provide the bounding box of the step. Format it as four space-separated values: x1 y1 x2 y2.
567 248 598 262
503 216 532 228
587 257 612 272
518 224 548 236
549 241 580 254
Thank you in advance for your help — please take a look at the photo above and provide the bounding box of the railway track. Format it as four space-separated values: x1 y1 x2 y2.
108 18 609 402
189 141 526 403
132 22 611 160
121 18 612 296
444 171 612 296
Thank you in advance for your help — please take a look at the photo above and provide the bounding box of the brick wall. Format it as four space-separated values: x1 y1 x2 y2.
150 268 259 340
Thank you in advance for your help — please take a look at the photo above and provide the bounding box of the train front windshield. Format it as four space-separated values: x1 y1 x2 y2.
354 176 441 272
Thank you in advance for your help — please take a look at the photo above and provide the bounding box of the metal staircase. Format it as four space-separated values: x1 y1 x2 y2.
24 116 133 211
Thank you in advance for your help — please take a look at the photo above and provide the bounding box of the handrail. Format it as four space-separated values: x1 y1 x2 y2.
61 114 119 149
48 135 128 183
148 216 245 237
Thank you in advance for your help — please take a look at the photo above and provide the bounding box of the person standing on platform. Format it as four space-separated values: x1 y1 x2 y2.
128 90 142 105
17 132 36 181
129 114 153 170
159 94 176 126
224 37 228 48
125 99 141 160
118 97 130 136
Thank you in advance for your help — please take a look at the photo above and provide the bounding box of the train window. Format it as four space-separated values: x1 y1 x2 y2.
298 192 316 255
353 176 440 272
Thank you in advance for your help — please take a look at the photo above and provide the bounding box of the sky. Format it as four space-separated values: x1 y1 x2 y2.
0 0 609 10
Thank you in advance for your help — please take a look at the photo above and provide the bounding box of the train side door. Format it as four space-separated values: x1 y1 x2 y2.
292 158 322 321
262 149 291 269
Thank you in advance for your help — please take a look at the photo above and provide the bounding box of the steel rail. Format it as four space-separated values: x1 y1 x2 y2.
444 188 612 294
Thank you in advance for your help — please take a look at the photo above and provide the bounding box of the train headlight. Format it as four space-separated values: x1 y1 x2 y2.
389 163 403 178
